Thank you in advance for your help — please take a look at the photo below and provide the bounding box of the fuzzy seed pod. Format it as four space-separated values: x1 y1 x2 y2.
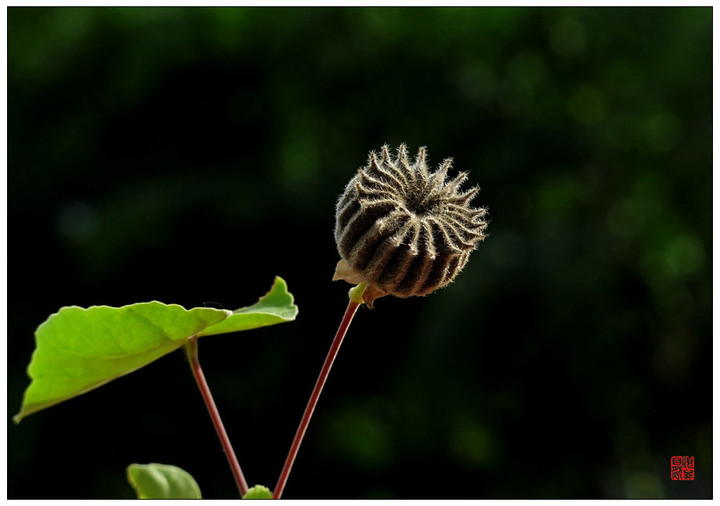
334 144 488 306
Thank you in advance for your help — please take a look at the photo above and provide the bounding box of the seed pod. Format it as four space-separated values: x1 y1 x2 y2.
334 144 488 306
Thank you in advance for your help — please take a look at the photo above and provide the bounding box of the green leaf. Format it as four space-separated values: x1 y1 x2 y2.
127 463 202 499
14 302 228 422
14 277 298 422
243 485 273 499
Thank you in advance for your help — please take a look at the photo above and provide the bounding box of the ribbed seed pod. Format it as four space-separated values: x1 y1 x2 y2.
334 144 488 306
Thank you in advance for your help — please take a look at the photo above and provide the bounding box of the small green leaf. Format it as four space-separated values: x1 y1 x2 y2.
14 277 298 422
198 276 298 337
127 463 201 499
243 485 273 499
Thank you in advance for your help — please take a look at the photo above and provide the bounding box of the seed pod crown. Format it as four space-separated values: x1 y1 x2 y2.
334 144 488 306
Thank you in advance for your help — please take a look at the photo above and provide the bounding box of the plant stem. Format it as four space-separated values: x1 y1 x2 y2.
273 289 365 499
185 336 249 497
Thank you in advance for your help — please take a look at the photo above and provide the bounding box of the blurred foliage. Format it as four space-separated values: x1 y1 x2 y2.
8 7 711 499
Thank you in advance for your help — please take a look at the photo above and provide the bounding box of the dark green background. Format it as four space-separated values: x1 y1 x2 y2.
8 7 711 499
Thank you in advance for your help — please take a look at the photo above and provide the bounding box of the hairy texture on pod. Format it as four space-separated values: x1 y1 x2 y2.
334 144 488 306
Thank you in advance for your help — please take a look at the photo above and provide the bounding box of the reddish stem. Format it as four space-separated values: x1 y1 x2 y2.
273 299 362 499
186 336 249 497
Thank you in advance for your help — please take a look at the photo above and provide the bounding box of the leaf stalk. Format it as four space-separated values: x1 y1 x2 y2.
185 336 249 497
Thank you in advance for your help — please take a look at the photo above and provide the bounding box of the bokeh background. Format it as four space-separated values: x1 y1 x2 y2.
8 7 711 499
